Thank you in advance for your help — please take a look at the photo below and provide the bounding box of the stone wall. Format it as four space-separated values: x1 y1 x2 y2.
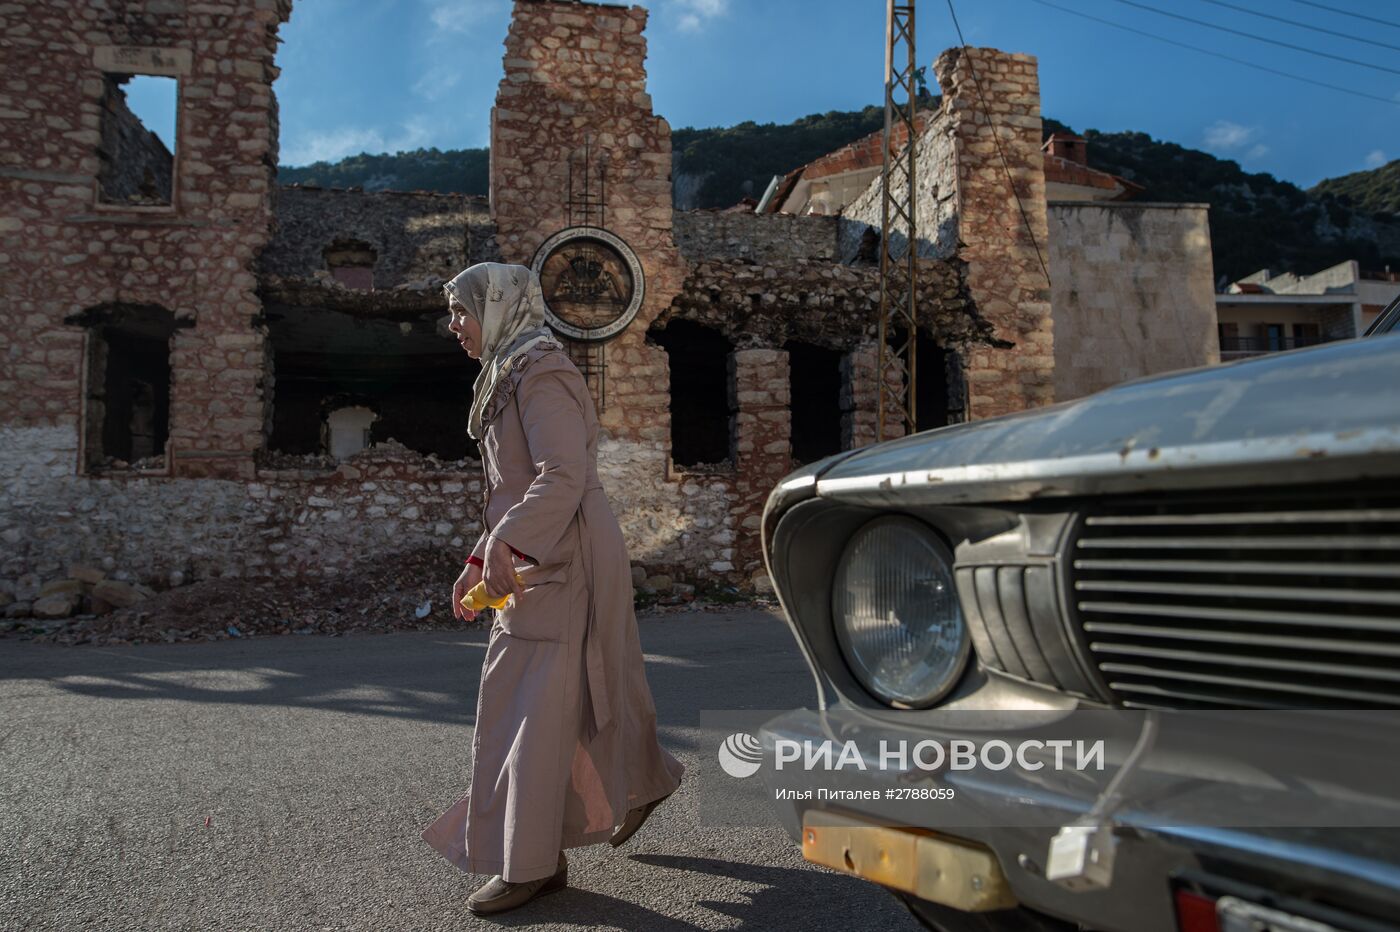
661 257 992 352
935 47 1054 419
0 0 292 480
489 0 688 443
261 186 493 290
673 210 838 263
730 349 790 587
488 0 744 586
0 0 1073 606
837 108 959 263
0 425 485 595
1048 201 1218 400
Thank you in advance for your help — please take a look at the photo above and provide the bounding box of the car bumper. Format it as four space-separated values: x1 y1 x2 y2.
759 708 1400 932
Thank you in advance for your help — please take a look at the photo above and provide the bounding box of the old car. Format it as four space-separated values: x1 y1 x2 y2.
758 296 1400 932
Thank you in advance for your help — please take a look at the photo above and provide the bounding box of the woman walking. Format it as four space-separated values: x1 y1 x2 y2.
422 261 684 916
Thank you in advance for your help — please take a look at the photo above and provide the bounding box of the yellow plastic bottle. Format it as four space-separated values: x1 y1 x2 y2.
461 574 525 612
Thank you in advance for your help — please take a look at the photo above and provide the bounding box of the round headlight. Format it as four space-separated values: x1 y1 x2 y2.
831 516 969 707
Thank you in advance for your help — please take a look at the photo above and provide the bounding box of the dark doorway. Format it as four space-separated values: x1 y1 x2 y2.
915 331 951 432
886 327 955 433
649 320 733 467
785 340 843 465
73 304 177 472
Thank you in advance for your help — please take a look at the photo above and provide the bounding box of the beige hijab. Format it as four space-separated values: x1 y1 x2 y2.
445 262 557 440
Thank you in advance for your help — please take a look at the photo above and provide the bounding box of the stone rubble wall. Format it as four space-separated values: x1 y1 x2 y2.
672 210 838 264
260 186 490 290
935 47 1055 419
0 424 486 603
729 349 790 587
661 257 993 352
0 0 293 481
489 0 688 445
837 107 960 263
0 0 1080 607
1048 202 1218 400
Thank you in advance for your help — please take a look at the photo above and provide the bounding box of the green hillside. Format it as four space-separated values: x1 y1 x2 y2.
1311 160 1400 215
278 147 488 194
670 105 891 208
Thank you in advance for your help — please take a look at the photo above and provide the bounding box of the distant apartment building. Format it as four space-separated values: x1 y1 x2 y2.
1216 261 1400 360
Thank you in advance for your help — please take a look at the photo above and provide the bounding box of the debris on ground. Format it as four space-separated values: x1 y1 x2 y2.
1 547 777 647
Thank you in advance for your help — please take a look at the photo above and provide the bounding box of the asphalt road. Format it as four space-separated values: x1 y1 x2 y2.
0 608 922 931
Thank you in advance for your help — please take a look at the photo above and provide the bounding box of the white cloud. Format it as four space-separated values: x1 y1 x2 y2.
1203 120 1254 151
666 0 728 32
1365 149 1387 169
413 68 461 101
283 116 436 166
1246 143 1269 160
425 0 505 36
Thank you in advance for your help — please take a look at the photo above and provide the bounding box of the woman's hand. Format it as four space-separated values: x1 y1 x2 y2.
453 562 483 621
483 536 527 606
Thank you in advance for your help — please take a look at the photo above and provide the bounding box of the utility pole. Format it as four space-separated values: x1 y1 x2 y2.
877 0 918 440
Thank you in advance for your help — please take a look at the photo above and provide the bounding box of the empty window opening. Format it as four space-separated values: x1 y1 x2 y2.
324 239 377 291
265 307 481 462
325 405 377 459
97 74 176 206
785 340 843 465
649 320 733 468
75 304 177 471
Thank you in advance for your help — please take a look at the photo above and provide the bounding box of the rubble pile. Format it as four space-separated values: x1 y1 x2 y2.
2 548 773 647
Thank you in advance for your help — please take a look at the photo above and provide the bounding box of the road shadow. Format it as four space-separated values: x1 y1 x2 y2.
0 611 808 728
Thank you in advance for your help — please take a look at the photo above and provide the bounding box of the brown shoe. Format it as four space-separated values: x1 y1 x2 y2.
608 787 676 848
466 852 567 916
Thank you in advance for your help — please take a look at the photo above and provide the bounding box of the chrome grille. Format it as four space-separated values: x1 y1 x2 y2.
1069 487 1400 710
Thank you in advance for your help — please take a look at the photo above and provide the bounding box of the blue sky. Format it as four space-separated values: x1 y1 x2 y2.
137 0 1400 188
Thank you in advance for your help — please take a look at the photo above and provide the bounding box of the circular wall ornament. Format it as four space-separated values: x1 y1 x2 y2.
530 226 645 342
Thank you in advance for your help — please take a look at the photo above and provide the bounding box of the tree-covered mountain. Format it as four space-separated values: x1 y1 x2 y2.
275 109 1400 283
670 105 891 209
1311 160 1400 216
278 147 488 194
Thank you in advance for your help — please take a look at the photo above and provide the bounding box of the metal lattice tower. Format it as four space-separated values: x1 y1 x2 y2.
877 0 918 440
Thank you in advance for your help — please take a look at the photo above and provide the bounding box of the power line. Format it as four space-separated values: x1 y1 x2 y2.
1195 0 1400 54
1107 0 1400 77
944 0 1052 288
1024 0 1400 107
1282 0 1400 32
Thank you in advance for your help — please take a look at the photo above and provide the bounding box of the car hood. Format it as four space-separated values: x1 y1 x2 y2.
815 334 1400 506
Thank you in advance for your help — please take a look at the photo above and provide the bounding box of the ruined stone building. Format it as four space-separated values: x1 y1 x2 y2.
0 0 1217 615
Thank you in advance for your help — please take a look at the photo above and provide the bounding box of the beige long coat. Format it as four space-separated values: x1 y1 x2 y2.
421 340 684 883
